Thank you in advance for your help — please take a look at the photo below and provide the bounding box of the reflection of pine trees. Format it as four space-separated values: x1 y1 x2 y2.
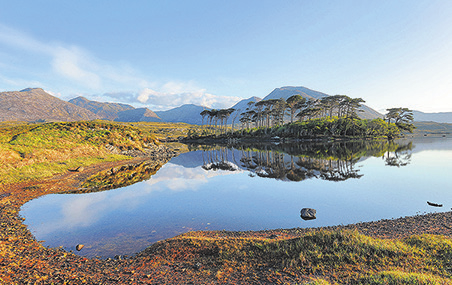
201 146 240 171
196 140 413 182
384 141 413 167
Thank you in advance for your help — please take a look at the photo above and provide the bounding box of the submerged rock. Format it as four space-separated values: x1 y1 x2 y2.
300 208 317 220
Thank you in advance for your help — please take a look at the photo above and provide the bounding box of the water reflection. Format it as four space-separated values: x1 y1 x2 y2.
384 141 412 167
190 140 414 182
20 138 452 259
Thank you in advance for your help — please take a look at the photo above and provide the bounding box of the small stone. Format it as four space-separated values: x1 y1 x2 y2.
300 208 317 220
76 244 84 251
75 166 84 172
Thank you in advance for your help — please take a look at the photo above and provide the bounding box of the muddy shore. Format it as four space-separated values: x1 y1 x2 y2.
1 156 451 284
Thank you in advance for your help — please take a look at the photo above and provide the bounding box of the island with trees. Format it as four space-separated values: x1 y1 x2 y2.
195 95 415 141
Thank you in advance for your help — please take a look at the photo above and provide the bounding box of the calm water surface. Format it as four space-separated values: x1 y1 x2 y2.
20 137 452 258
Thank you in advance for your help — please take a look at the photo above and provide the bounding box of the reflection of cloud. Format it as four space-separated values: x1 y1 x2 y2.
27 164 241 236
144 163 232 190
33 192 110 236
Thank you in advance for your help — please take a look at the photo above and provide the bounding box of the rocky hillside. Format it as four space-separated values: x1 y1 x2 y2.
0 88 99 122
69 96 135 120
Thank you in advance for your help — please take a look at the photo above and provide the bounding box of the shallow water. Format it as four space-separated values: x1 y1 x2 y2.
20 137 452 258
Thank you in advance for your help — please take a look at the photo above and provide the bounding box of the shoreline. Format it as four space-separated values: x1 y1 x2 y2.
1 156 451 284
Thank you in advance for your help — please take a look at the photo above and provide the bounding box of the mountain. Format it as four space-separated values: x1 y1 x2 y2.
155 104 209 125
414 121 452 134
0 88 99 122
69 96 134 120
226 96 262 124
263 86 382 119
263 86 328 101
114 108 160 122
413 111 452 123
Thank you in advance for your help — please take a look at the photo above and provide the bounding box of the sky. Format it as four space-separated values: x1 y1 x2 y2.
1 0 452 113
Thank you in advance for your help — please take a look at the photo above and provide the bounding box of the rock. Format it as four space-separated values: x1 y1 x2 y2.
300 208 317 220
75 166 84 172
76 244 84 251
427 201 443 207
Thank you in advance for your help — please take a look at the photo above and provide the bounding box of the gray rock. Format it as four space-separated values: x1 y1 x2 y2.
300 208 316 220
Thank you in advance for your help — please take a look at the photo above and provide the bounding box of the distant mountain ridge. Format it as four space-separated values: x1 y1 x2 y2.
114 108 160 122
8 86 448 124
0 88 99 122
263 86 328 101
155 104 209 125
225 96 262 125
413 110 452 123
69 96 135 120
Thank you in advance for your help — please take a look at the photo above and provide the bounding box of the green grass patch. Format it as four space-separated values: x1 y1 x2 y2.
358 271 451 284
174 229 452 284
0 154 127 184
0 121 162 184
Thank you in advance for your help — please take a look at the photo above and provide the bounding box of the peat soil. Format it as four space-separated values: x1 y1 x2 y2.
1 157 451 284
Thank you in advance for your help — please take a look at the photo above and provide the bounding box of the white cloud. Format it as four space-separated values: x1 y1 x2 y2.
51 46 102 89
43 89 62 98
0 24 149 92
137 85 242 110
0 24 242 110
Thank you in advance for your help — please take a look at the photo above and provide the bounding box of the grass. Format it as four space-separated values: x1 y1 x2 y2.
166 229 452 284
358 271 451 284
119 121 203 141
0 120 160 184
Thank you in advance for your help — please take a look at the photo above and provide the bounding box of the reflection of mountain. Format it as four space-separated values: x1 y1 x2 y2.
181 140 414 182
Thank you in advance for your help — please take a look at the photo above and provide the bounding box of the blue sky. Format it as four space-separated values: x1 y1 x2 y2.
1 0 452 112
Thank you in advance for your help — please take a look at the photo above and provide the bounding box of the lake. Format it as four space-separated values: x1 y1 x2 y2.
20 137 452 258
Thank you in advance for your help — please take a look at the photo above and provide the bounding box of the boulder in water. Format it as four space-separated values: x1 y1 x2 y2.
300 208 316 220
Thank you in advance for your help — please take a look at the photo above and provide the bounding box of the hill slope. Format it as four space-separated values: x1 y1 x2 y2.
413 121 452 134
69 96 135 120
0 88 99 122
